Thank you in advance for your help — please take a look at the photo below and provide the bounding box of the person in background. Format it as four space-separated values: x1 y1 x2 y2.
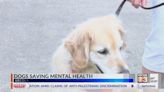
130 0 164 91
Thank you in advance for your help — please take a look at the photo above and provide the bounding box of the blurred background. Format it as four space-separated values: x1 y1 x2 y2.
0 0 162 91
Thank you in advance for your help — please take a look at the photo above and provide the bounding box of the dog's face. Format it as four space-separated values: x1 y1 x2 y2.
65 15 129 74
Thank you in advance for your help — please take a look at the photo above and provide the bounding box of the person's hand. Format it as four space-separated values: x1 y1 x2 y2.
129 0 147 8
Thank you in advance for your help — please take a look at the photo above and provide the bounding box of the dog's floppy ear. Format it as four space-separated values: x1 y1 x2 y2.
65 29 92 69
118 25 127 50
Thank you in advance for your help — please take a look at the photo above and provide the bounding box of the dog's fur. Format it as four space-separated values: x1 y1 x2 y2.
52 15 129 74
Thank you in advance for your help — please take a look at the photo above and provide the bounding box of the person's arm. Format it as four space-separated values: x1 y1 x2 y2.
129 0 147 8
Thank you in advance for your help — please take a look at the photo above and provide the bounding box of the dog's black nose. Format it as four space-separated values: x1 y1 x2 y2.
119 69 130 74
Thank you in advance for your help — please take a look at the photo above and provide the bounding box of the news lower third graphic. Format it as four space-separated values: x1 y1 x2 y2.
10 74 159 89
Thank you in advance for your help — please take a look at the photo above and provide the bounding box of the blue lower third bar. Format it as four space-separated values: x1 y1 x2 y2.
14 79 134 83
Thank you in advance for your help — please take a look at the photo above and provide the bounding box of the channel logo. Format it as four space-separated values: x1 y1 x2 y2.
137 74 149 83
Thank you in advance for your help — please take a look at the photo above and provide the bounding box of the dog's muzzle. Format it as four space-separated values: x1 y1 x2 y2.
95 64 130 74
118 68 130 74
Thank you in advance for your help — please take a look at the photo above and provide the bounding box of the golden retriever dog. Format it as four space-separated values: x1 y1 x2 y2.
52 15 129 74
50 15 149 92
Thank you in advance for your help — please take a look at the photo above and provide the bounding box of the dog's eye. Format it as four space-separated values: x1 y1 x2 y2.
97 48 109 55
120 46 123 50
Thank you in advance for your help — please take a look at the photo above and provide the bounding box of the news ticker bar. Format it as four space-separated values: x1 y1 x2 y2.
10 74 159 89
13 79 134 82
